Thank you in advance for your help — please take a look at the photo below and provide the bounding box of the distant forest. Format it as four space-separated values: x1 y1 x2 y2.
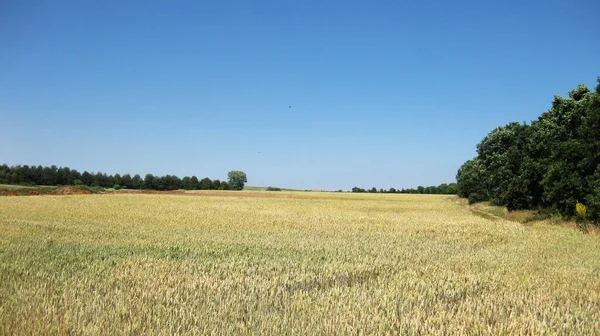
350 183 458 194
457 77 600 223
0 164 232 191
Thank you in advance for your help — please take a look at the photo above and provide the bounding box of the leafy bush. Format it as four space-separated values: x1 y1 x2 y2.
266 187 282 191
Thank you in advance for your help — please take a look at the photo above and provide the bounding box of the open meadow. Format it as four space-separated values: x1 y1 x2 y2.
1 191 599 334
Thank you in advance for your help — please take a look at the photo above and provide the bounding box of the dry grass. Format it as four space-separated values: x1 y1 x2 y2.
464 201 538 223
1 192 599 334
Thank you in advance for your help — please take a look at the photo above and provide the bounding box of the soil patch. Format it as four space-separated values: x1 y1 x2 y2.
49 186 93 195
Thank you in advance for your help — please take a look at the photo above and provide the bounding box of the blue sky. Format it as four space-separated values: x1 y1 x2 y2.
1 1 598 190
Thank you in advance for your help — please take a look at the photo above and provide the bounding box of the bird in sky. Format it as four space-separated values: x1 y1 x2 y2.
288 105 291 108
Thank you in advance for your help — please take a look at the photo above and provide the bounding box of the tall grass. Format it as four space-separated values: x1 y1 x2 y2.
1 193 599 334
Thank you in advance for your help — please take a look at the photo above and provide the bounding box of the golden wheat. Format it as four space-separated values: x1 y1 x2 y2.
1 192 599 335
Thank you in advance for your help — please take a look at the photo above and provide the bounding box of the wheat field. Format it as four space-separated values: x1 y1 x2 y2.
1 192 599 335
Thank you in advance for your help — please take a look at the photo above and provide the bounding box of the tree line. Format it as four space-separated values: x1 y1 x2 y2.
0 164 248 191
456 77 600 223
351 183 458 194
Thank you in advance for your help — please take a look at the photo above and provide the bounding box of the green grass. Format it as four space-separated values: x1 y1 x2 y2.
1 192 599 334
0 184 39 189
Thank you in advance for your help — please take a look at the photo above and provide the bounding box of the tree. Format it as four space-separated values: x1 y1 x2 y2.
113 174 122 187
181 176 192 190
199 177 212 190
132 174 143 189
81 171 94 186
144 174 154 189
121 174 132 189
0 164 9 184
476 122 531 207
93 172 110 187
163 175 181 190
41 165 58 185
190 176 200 190
456 77 600 219
456 158 488 204
227 171 247 190
152 176 165 190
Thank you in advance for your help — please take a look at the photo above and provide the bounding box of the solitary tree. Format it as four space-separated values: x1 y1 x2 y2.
228 171 247 190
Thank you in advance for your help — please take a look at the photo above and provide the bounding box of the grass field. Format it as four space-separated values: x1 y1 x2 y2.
1 192 599 334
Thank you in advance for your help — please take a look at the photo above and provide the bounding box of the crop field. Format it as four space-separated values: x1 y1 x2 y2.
1 192 599 334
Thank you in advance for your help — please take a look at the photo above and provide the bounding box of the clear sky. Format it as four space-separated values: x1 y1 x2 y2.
1 1 598 190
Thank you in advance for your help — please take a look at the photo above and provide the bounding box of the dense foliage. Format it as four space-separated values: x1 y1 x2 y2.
227 171 248 191
0 164 239 191
351 183 458 195
457 77 600 222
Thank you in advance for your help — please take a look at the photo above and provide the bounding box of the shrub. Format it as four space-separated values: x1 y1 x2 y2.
266 187 282 191
468 193 488 204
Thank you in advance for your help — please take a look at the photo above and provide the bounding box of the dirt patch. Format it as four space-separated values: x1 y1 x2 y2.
0 187 56 196
0 189 41 196
49 186 93 195
0 186 95 196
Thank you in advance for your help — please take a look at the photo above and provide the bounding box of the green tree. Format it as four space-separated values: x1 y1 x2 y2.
199 177 212 190
456 77 600 219
144 174 154 189
477 122 532 208
121 174 132 189
113 174 122 187
81 171 94 186
456 158 488 204
0 164 9 184
227 171 247 190
181 176 192 190
190 176 200 190
131 174 143 189
41 165 58 185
